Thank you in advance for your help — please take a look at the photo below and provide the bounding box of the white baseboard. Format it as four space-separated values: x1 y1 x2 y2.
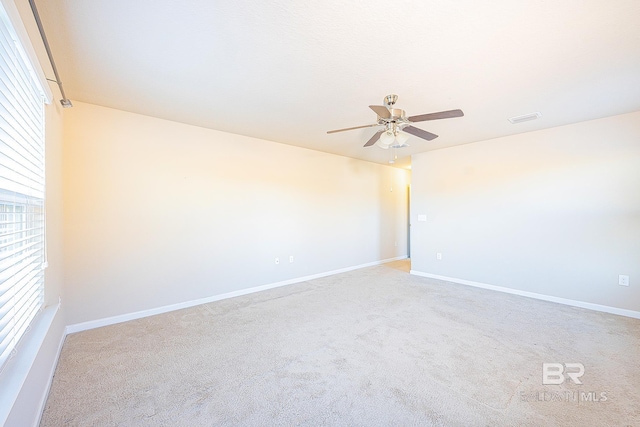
410 270 640 320
66 256 408 334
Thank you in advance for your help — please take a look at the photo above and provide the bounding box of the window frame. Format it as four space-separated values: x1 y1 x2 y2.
0 0 49 373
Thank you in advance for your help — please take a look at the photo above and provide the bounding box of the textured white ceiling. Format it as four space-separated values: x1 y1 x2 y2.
37 0 640 168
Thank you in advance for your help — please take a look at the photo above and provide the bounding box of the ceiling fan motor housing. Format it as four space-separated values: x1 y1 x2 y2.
386 108 406 121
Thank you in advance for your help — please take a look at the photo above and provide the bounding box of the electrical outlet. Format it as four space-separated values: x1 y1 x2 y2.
619 275 629 286
437 252 442 260
289 256 294 263
275 257 279 265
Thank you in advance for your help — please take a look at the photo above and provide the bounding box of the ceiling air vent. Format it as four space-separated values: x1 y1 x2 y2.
508 112 542 124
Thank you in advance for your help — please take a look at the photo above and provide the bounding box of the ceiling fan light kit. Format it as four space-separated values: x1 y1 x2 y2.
327 94 464 152
376 130 395 149
391 130 409 147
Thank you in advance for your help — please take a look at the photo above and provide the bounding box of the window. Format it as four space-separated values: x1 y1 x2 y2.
0 3 46 371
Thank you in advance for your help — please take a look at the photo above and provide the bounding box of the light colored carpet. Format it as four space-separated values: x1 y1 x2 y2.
41 261 640 426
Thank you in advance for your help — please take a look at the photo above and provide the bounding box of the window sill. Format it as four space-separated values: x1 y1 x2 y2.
0 302 60 425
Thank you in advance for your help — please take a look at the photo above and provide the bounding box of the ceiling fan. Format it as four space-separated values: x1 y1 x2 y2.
327 94 463 149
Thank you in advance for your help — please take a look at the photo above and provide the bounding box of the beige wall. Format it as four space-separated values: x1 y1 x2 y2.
63 102 409 325
410 111 640 312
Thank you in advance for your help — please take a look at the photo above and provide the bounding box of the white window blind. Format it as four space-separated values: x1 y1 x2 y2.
0 3 46 371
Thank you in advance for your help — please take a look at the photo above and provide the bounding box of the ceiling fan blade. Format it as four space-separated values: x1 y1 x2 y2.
327 123 380 134
408 109 464 123
369 105 391 119
402 125 438 141
364 130 384 147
